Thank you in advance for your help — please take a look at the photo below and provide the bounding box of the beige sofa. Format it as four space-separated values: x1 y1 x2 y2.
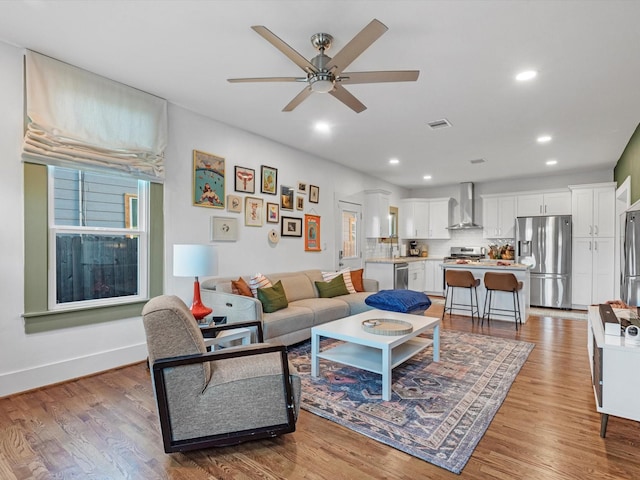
200 269 378 346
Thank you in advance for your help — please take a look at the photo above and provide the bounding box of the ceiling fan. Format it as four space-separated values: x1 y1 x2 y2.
227 19 420 113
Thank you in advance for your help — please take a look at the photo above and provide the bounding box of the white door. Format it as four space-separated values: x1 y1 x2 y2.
336 201 363 270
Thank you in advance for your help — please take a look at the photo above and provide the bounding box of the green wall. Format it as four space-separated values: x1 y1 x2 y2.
614 123 640 204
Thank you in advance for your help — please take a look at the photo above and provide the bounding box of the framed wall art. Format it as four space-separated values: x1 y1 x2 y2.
280 185 294 210
309 184 319 203
193 150 225 209
210 216 238 242
227 194 242 213
297 181 307 194
267 202 279 223
244 196 264 227
296 195 304 210
281 216 302 237
261 165 278 194
234 166 255 194
304 214 321 251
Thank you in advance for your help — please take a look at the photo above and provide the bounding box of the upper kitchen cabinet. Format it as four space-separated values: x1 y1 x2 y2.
400 198 452 239
516 190 571 217
482 194 516 238
569 183 616 238
364 189 390 238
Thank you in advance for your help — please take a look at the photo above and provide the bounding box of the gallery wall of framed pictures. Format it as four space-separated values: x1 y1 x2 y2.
192 150 321 249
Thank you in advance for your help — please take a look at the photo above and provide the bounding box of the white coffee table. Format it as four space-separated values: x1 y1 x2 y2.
311 309 440 401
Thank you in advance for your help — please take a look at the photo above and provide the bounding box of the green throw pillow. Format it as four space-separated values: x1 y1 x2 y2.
315 275 349 298
257 280 289 313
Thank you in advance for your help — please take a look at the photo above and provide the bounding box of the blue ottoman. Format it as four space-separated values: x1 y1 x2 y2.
365 289 432 315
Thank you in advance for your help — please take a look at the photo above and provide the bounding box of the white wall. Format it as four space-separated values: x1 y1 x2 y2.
0 40 406 397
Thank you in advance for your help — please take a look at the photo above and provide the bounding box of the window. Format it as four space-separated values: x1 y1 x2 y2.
48 166 148 309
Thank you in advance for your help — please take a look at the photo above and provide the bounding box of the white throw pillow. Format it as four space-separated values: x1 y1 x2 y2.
249 273 272 298
321 268 356 294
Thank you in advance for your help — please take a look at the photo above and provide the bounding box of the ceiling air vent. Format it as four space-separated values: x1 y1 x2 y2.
426 118 452 130
470 158 485 164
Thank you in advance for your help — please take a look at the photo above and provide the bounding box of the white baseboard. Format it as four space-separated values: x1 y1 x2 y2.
0 343 149 398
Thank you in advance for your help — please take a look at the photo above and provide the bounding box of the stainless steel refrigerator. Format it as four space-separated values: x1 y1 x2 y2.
622 210 640 306
516 215 572 308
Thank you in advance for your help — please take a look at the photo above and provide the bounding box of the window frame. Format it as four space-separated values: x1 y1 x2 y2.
23 163 164 333
46 166 150 311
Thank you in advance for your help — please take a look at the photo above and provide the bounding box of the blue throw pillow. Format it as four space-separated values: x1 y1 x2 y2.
365 289 432 314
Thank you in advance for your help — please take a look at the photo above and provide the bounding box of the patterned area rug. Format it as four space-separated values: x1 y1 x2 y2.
288 331 534 474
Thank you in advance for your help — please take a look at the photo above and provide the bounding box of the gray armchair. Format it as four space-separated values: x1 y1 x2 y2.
142 295 301 453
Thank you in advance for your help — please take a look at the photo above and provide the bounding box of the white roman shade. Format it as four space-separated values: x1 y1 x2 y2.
23 51 167 182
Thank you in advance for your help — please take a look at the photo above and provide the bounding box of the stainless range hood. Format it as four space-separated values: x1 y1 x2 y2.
448 182 482 230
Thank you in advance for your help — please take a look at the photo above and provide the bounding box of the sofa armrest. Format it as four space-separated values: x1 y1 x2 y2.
199 289 263 323
363 278 379 292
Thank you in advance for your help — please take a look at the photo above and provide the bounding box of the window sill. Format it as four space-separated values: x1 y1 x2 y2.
23 300 147 333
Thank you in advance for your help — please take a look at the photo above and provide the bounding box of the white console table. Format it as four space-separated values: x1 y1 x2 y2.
587 305 640 437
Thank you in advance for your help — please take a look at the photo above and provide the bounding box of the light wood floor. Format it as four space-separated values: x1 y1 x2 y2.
2 305 640 480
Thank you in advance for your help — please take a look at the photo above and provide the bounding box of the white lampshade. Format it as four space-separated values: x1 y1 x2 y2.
173 244 218 278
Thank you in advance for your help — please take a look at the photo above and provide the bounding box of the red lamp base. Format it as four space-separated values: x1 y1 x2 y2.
190 278 212 321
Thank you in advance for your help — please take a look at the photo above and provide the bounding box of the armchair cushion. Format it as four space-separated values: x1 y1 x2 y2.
257 280 289 313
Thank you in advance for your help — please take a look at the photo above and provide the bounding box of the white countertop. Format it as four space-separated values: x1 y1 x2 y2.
441 260 530 271
365 256 444 264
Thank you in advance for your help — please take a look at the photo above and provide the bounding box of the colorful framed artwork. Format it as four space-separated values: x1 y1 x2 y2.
309 184 319 203
193 150 225 209
227 194 242 213
280 185 294 210
281 216 302 237
244 196 264 227
267 202 279 223
261 165 278 195
234 166 255 193
297 181 307 194
210 216 238 242
296 195 304 211
304 214 321 251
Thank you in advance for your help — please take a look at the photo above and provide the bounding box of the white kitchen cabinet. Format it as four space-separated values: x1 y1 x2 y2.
364 190 390 238
424 259 444 296
516 190 571 217
408 261 425 292
400 198 451 239
570 183 616 238
482 194 516 238
572 237 615 307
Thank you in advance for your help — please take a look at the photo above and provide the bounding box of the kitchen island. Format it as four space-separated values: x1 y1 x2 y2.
441 261 531 325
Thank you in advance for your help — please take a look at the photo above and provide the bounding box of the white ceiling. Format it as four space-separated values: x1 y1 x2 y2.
1 0 639 188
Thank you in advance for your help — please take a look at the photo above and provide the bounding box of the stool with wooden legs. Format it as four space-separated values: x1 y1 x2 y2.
482 272 523 330
441 270 480 322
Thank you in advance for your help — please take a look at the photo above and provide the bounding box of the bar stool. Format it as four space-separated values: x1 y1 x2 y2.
441 270 480 322
483 272 523 330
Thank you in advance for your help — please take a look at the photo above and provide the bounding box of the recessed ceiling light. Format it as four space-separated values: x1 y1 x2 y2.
537 135 552 143
314 122 330 133
516 70 537 81
423 175 432 180
546 159 557 166
389 158 400 165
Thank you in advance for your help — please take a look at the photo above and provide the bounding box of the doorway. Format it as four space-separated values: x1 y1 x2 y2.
336 200 362 270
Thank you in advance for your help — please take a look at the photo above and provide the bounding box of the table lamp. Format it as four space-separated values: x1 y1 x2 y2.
173 244 217 322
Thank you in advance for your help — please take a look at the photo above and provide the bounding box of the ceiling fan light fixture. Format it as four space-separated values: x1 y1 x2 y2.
309 74 335 93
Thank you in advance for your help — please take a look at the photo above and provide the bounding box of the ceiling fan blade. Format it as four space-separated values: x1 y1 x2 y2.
282 86 313 112
325 19 388 75
338 70 420 84
228 77 306 83
329 84 367 113
251 25 317 74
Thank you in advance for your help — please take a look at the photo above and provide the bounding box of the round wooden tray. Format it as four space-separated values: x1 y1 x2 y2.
361 318 413 336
